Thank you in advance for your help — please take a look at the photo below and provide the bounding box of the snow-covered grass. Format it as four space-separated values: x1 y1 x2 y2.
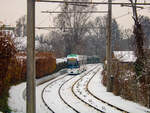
8 82 26 113
8 70 67 113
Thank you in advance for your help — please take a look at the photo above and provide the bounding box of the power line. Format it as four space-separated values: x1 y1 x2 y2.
37 4 60 27
64 3 89 7
115 7 149 20
121 4 144 9
41 10 108 13
36 0 150 6
35 26 102 30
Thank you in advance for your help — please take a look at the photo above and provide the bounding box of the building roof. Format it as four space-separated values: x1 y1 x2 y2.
113 51 137 62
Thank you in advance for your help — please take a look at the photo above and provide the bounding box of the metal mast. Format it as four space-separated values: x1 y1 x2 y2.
106 0 113 92
27 0 36 113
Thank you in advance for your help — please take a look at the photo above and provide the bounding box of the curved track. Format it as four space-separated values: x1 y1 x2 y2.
72 65 129 113
59 65 102 113
42 64 129 113
86 69 129 113
58 76 80 113
71 66 105 113
41 75 67 113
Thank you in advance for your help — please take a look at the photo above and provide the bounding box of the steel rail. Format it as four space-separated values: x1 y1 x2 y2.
58 76 80 113
42 74 67 113
71 65 104 113
72 64 129 113
86 70 129 113
59 65 100 113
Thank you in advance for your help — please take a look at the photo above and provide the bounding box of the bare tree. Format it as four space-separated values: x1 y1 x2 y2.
54 0 95 54
129 0 150 108
139 15 150 48
15 15 27 37
129 0 145 58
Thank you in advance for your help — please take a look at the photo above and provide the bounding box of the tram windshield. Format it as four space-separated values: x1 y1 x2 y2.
67 59 79 68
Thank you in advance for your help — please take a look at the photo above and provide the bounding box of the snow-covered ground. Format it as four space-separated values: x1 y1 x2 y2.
8 64 150 113
73 65 122 113
88 65 150 113
8 82 26 113
43 74 75 113
59 64 99 113
8 70 67 113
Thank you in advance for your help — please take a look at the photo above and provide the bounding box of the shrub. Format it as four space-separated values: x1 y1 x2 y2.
102 58 150 108
0 31 16 112
0 30 56 112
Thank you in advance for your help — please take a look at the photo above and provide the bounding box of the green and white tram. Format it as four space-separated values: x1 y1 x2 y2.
67 54 87 75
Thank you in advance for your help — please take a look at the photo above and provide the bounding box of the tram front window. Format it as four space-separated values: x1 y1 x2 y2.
67 60 79 68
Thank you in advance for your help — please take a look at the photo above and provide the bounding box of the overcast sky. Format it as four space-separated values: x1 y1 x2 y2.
0 0 150 35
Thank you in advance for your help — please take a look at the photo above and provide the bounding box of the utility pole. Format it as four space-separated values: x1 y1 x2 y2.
27 0 36 113
106 0 113 92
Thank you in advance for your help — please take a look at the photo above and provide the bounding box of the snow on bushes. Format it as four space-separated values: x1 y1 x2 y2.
102 58 150 108
13 52 56 79
0 31 16 95
0 31 56 112
0 31 17 112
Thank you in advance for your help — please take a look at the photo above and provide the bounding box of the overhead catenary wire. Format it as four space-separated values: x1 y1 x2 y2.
36 26 104 29
37 3 60 26
41 11 108 13
114 6 150 20
36 0 150 6
37 7 149 30
36 0 150 30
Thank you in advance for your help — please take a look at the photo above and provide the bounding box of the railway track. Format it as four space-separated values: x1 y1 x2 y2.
41 74 68 113
58 76 81 113
42 64 129 113
59 65 101 113
71 65 104 113
42 64 102 113
72 64 129 113
86 68 129 113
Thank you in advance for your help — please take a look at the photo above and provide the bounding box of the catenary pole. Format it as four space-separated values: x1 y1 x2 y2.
106 0 113 92
27 0 36 113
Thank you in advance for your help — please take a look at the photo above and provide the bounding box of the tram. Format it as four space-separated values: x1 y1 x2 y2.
67 54 87 75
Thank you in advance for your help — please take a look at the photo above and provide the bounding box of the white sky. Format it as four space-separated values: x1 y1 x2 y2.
0 0 150 35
